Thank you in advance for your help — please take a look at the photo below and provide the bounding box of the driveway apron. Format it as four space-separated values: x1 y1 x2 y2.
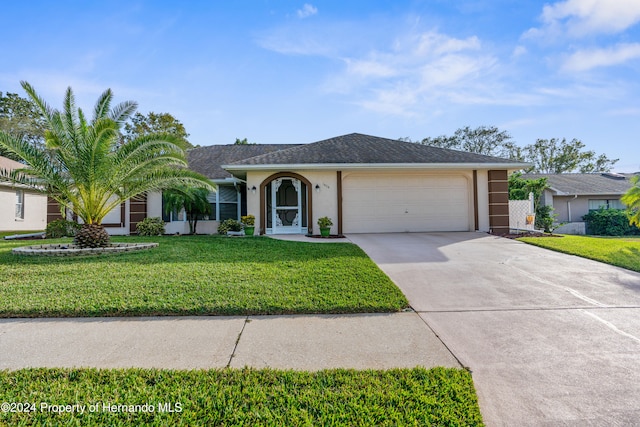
348 232 640 426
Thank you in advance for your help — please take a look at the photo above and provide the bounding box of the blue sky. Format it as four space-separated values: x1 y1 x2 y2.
1 1 639 171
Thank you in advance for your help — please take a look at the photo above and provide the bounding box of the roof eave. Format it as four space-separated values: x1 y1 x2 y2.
223 162 531 171
554 191 628 196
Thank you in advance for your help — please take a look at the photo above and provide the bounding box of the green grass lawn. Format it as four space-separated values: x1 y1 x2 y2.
0 235 408 317
517 235 640 272
0 367 483 426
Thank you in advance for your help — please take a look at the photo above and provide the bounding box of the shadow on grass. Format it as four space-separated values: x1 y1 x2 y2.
0 235 366 267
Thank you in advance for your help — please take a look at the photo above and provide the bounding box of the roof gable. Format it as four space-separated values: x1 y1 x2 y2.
227 133 526 166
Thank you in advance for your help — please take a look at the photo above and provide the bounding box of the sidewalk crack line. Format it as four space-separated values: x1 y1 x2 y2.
227 316 250 368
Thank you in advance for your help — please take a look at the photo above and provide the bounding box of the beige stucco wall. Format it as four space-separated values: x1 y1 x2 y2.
476 170 490 232
247 168 493 234
147 191 163 218
0 186 47 232
164 219 220 235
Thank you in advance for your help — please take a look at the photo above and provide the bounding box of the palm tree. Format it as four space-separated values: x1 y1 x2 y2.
622 176 640 228
163 186 212 234
0 81 213 247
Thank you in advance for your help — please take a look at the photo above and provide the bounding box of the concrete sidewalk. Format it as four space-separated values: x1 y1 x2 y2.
0 312 460 370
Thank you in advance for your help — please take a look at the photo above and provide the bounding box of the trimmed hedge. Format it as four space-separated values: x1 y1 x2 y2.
136 217 165 236
582 208 640 236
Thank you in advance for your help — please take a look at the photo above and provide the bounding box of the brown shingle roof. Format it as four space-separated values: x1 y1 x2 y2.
187 144 301 179
227 133 525 166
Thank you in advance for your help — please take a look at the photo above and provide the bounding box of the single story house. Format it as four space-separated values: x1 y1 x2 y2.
0 156 47 232
156 133 528 235
523 172 638 234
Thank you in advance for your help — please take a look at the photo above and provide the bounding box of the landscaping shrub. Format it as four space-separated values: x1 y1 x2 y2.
536 204 558 233
45 219 81 238
218 218 242 234
136 217 165 236
582 208 640 236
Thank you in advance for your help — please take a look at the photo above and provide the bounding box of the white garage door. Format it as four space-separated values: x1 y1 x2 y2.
342 173 470 233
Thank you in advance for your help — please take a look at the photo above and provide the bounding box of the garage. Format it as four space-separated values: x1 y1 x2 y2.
342 173 471 233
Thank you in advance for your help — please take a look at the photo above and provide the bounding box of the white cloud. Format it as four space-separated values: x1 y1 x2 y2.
533 0 640 37
344 58 397 78
512 45 527 58
337 31 498 115
297 4 317 19
259 22 550 117
256 27 334 56
413 32 480 56
562 43 640 71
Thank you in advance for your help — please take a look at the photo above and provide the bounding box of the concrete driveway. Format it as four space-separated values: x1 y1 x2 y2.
348 232 640 427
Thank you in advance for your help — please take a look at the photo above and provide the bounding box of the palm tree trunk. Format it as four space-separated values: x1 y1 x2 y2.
74 224 110 248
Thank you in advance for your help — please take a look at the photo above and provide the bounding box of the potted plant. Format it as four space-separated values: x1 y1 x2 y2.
317 216 333 237
241 214 255 236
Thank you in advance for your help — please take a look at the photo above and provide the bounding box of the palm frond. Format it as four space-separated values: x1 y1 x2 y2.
92 89 113 121
8 82 213 226
109 100 137 125
121 167 214 200
20 81 56 124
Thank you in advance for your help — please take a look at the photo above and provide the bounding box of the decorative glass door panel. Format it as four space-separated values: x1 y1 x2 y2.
272 178 302 234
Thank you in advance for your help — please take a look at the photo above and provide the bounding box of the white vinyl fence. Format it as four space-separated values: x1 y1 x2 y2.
509 192 536 231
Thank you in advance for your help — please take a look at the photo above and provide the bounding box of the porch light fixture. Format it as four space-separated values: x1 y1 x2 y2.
251 186 257 194
315 184 320 193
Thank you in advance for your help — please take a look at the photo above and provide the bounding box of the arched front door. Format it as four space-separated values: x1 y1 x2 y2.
267 178 307 234
260 172 312 235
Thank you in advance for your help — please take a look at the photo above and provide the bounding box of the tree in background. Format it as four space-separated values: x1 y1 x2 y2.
0 92 47 160
163 186 212 234
523 138 618 173
0 81 213 248
420 125 519 158
234 138 256 145
122 112 194 148
622 176 640 228
418 126 618 173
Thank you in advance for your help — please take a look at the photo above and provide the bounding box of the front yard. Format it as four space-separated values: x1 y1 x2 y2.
0 235 408 317
0 234 485 426
517 235 640 272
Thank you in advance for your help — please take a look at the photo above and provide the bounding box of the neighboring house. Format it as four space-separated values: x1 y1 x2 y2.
524 172 638 234
0 156 47 232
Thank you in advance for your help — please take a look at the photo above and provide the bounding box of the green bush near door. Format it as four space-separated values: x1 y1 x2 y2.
318 216 333 237
242 215 255 236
